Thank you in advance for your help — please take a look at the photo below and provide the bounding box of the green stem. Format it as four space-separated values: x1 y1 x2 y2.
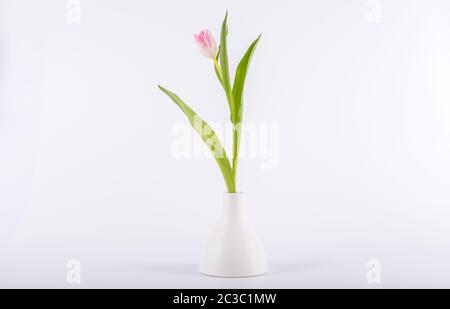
232 122 241 185
214 57 238 192
214 58 222 84
222 161 236 193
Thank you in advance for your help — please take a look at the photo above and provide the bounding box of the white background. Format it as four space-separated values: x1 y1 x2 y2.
1 0 450 288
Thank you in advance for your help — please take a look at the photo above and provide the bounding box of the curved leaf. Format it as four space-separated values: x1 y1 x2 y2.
219 11 236 122
158 85 236 192
232 34 261 122
230 34 261 183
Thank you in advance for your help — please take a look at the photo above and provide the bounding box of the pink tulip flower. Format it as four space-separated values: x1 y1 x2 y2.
193 29 218 59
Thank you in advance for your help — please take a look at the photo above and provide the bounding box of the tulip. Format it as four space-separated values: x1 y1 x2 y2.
159 12 261 193
193 29 218 59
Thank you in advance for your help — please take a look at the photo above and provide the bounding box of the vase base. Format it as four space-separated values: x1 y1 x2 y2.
199 268 268 278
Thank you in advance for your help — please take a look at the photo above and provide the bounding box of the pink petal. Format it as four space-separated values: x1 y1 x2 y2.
204 29 213 48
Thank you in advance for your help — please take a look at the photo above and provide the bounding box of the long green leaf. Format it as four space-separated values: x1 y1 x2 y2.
219 11 236 123
232 34 261 122
158 85 236 192
230 34 261 183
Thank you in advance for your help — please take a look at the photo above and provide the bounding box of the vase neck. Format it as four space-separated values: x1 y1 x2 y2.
222 192 248 222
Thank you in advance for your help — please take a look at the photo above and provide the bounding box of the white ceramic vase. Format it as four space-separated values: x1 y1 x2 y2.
199 192 268 277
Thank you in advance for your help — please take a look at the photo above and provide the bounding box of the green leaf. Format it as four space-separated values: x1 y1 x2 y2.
219 11 236 123
232 34 261 123
158 85 236 192
230 34 261 184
